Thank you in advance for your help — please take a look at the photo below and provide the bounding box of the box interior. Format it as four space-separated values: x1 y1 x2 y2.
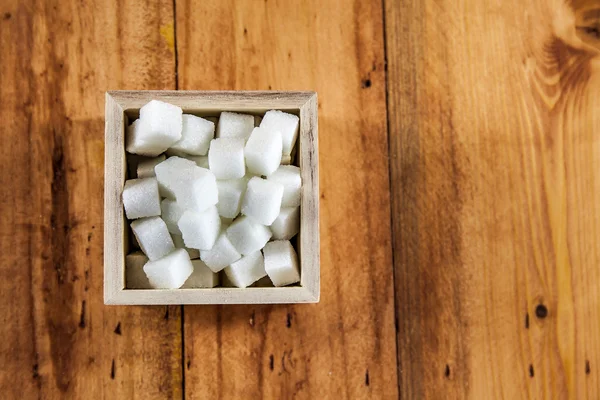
121 107 302 290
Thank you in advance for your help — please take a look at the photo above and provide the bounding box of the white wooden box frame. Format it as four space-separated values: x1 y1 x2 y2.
104 91 319 304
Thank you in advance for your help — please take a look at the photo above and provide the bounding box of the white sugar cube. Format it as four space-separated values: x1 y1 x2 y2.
174 167 219 212
241 177 284 226
244 127 282 176
138 99 182 148
126 251 151 289
143 248 193 289
226 215 272 255
260 110 299 157
223 251 267 288
123 177 161 220
131 217 175 261
172 233 200 259
263 240 300 286
170 114 214 155
208 138 245 179
186 155 209 168
216 111 254 141
178 207 221 250
126 119 166 157
182 260 219 288
137 155 166 178
154 156 197 199
270 207 300 240
216 178 247 219
161 198 185 234
200 232 242 272
268 165 301 207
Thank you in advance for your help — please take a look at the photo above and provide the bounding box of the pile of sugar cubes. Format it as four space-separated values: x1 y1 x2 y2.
123 100 302 289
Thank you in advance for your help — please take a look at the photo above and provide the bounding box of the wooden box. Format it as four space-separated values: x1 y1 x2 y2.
104 91 319 304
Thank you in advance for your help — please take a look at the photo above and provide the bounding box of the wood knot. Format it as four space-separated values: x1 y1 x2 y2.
535 304 548 319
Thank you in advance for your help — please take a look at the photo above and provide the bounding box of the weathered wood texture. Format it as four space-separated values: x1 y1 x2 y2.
176 0 397 399
0 0 182 398
385 0 600 398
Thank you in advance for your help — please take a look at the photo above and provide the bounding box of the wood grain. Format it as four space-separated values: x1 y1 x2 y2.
0 0 182 398
176 0 397 398
385 0 600 398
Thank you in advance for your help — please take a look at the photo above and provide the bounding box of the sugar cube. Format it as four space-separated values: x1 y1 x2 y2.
170 114 214 155
216 178 247 219
123 177 161 220
126 119 166 157
200 232 242 272
126 251 151 289
260 110 299 157
270 207 300 240
131 217 175 261
208 138 245 180
216 111 254 141
244 127 282 176
174 167 219 212
263 240 300 286
143 248 193 289
226 215 272 255
161 198 185 234
178 207 221 250
223 251 267 288
182 260 219 288
241 177 284 226
154 156 197 199
172 233 200 259
138 99 182 148
137 155 166 178
268 165 301 207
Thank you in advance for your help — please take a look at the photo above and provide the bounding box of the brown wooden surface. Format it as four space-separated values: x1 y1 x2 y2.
0 0 598 399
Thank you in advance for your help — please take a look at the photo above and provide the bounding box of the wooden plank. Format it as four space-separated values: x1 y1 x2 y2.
0 0 182 398
385 0 600 398
176 0 397 398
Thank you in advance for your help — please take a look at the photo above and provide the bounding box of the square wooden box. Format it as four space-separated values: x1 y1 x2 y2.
104 91 319 304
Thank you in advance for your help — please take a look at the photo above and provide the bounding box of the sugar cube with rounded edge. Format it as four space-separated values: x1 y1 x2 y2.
241 177 284 226
182 260 219 288
174 167 218 212
244 127 282 176
178 207 221 250
226 215 272 255
223 251 267 288
122 177 161 220
131 217 175 261
216 111 254 141
138 99 182 146
260 110 299 157
208 138 245 180
137 155 166 178
154 156 197 199
126 251 151 289
161 198 185 234
170 114 214 155
143 248 193 289
171 233 200 259
199 232 242 272
268 165 301 207
216 178 247 219
263 240 300 287
270 207 300 240
126 119 166 157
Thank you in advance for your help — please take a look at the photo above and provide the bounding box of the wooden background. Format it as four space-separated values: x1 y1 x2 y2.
0 0 598 398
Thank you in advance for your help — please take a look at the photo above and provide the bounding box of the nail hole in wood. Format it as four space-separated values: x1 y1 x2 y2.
535 304 548 319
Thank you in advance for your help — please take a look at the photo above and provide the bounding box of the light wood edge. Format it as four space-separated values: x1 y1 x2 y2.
299 93 320 301
104 93 126 304
106 90 315 111
104 91 320 305
105 287 318 305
